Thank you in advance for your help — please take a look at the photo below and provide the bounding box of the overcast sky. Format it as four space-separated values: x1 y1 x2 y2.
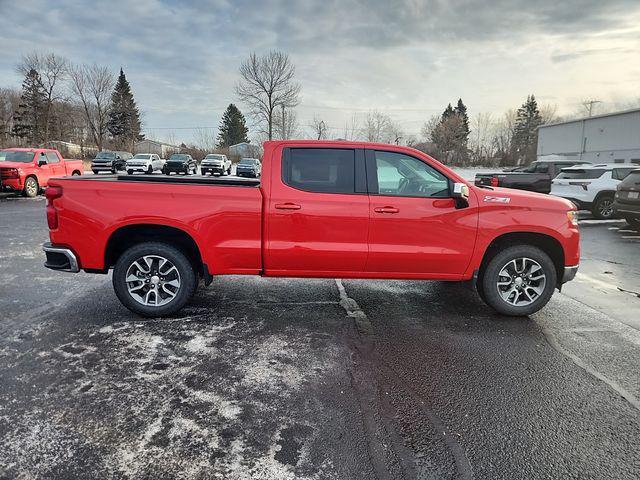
1 0 639 143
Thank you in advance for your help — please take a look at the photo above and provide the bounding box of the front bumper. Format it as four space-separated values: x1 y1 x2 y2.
92 164 115 172
164 164 187 173
0 177 23 191
43 242 80 273
201 164 225 174
613 200 640 218
236 169 257 177
127 164 151 172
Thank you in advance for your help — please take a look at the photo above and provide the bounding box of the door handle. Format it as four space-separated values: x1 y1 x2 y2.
374 206 399 214
275 203 301 210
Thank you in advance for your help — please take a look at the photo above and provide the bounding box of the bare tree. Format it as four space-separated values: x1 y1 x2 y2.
342 113 361 141
236 51 301 140
363 110 392 142
17 52 68 143
273 106 300 139
310 115 328 140
421 115 440 142
539 103 561 124
0 87 21 147
469 112 496 165
69 63 114 150
194 127 217 152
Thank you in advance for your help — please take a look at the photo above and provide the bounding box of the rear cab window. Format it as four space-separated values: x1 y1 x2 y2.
282 148 358 194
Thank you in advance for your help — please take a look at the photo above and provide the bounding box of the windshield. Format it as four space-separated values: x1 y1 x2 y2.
205 154 223 160
0 151 35 163
169 154 188 161
95 152 115 160
556 169 606 179
239 158 256 165
133 154 151 159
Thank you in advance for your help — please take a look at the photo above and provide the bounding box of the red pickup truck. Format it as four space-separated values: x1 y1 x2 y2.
0 148 84 197
43 141 580 317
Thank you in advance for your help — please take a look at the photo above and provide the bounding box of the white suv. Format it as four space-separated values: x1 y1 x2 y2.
201 154 232 176
551 164 638 219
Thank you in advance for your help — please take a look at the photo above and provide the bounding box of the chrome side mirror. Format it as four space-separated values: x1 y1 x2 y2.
452 182 469 208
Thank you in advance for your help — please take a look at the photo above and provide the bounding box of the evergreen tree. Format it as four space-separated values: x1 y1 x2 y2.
107 68 143 150
511 94 542 164
454 98 470 142
12 69 47 144
442 103 455 120
217 104 249 148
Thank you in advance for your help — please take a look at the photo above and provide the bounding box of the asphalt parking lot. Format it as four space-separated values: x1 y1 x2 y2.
1 192 639 479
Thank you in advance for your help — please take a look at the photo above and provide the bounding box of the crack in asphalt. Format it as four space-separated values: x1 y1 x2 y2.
335 279 475 480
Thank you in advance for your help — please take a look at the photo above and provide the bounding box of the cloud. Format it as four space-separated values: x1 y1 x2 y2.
1 0 639 142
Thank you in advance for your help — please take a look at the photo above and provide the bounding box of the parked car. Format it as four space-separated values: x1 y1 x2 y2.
475 158 590 193
0 148 83 197
126 153 164 174
551 164 638 219
43 140 579 318
613 168 640 228
201 154 232 176
163 153 197 175
91 151 133 174
235 157 261 178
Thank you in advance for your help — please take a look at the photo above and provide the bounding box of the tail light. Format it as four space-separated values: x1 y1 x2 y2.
490 176 499 187
569 181 590 191
45 186 63 229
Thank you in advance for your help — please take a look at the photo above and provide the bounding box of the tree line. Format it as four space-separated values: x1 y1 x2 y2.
1 49 563 166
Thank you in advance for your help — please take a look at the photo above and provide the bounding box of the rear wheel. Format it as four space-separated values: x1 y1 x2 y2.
23 176 39 197
479 245 556 316
592 194 615 220
112 242 196 317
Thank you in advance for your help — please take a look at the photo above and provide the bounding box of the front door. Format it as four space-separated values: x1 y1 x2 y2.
366 149 478 278
265 146 369 275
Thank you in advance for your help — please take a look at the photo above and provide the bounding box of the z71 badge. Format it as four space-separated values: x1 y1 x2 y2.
484 196 511 203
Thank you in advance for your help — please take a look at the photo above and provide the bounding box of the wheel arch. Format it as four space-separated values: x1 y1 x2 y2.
104 224 207 278
478 232 565 285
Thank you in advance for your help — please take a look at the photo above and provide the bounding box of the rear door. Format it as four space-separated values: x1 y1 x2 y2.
265 146 369 274
365 149 477 277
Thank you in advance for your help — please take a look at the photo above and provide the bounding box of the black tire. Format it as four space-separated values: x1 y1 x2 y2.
92 170 99 175
112 242 197 317
625 216 640 229
71 171 81 176
592 193 615 220
23 176 39 197
147 165 153 174
127 170 133 175
479 245 557 316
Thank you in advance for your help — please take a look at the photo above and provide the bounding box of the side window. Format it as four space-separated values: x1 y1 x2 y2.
373 151 449 198
613 168 635 180
283 148 355 194
534 163 549 173
46 151 59 163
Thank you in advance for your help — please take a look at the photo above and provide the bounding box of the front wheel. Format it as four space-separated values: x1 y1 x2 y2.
479 245 557 316
625 216 640 229
23 176 39 197
112 242 196 317
592 194 615 220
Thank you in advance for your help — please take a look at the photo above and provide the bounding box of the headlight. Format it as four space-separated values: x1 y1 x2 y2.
567 210 579 227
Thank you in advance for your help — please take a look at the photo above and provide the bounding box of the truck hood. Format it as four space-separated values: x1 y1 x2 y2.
475 186 575 211
0 161 34 169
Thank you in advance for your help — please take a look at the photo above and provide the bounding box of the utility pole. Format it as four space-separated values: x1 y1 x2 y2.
583 99 601 117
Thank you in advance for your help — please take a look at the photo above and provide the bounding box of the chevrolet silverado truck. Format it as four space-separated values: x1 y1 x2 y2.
42 141 580 317
474 158 589 193
0 148 83 197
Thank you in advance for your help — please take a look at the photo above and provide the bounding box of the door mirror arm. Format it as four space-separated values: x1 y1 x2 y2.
452 182 469 209
38 159 47 167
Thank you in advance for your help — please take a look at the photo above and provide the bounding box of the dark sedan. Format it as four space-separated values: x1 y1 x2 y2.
614 168 640 228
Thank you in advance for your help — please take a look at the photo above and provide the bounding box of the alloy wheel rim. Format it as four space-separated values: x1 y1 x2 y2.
599 199 613 217
26 179 37 195
496 257 546 307
125 255 181 307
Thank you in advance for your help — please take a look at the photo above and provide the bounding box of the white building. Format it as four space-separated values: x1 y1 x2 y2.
135 139 180 158
229 142 261 159
537 108 640 165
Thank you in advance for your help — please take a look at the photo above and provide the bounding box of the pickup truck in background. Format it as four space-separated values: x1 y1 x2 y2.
0 148 84 197
126 153 165 174
43 141 580 318
91 151 133 174
474 159 589 193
